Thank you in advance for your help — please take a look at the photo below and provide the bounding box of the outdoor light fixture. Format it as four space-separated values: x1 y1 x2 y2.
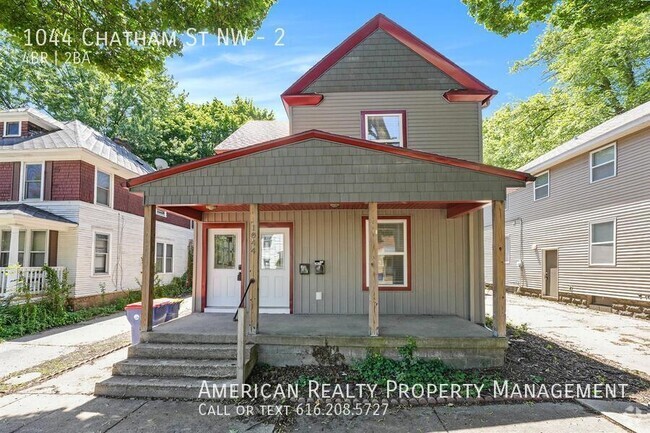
329 203 340 208
205 205 216 211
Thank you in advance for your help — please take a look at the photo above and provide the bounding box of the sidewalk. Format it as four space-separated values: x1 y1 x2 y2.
486 291 650 377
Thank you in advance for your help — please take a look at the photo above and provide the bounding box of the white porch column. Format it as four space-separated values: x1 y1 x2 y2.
6 225 22 293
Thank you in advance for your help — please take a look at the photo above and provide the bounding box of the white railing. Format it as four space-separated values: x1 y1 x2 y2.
0 266 66 297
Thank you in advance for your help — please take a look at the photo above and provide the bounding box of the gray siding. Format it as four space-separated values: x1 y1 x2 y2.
485 127 650 301
291 91 482 161
304 29 461 93
204 208 473 317
134 138 522 205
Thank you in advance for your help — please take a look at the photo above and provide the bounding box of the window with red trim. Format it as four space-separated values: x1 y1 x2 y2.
363 217 410 290
361 111 406 147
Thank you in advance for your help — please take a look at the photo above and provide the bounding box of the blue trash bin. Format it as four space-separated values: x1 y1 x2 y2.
125 299 172 344
158 298 183 321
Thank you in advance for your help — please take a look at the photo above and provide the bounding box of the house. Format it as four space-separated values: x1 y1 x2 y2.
0 108 193 306
95 14 533 399
484 102 650 318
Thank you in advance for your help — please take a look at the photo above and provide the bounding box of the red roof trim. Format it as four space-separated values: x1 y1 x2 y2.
282 14 497 100
127 130 533 188
443 89 494 105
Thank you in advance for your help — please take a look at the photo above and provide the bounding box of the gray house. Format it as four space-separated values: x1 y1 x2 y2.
484 102 650 318
96 14 533 399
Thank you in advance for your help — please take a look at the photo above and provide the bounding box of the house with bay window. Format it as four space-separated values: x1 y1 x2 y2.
484 101 650 318
0 108 193 304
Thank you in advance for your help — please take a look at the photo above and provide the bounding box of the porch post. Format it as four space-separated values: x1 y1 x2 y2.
141 204 156 332
248 204 260 334
6 225 22 293
492 200 506 337
368 202 379 336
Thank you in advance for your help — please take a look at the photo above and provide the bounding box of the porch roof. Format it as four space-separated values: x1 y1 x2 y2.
128 130 533 215
0 204 77 229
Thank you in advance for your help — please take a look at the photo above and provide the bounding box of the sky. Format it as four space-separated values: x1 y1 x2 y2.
165 0 551 120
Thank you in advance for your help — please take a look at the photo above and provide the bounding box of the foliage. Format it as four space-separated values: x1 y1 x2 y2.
154 275 192 298
0 38 274 164
352 338 500 394
0 0 276 78
462 0 648 35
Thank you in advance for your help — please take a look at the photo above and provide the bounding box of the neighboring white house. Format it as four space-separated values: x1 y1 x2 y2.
0 108 193 303
485 102 650 318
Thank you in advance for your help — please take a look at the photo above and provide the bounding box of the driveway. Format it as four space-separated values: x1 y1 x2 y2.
486 291 650 377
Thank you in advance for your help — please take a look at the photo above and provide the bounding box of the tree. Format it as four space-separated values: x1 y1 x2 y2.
0 0 276 78
462 0 649 35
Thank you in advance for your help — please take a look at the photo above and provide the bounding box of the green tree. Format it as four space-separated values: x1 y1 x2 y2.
0 0 276 78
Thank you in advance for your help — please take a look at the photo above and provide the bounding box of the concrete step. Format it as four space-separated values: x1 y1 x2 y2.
94 375 237 400
141 331 237 345
113 358 237 379
128 343 254 360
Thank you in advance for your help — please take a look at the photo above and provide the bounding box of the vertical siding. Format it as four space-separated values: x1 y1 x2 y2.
205 209 471 317
485 128 650 300
291 91 482 161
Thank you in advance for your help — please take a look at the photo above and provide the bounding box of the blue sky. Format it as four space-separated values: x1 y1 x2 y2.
166 0 550 120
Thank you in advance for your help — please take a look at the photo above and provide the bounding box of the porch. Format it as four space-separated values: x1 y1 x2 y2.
0 266 66 297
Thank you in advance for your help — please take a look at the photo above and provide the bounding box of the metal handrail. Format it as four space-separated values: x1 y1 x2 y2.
233 278 255 322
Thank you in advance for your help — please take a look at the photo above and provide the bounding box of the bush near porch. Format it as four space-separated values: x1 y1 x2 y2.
0 267 190 341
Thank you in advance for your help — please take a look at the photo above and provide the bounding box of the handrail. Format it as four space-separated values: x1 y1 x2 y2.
233 278 255 322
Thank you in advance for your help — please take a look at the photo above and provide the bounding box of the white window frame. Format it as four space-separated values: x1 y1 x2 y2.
505 235 511 264
94 168 112 207
155 209 168 218
28 230 49 267
92 231 111 276
534 170 550 201
3 121 21 137
364 218 409 289
589 219 616 266
21 162 45 201
363 112 405 147
590 143 617 183
155 241 174 274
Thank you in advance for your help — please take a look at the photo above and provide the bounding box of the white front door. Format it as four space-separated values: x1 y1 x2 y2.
259 227 290 314
206 228 242 312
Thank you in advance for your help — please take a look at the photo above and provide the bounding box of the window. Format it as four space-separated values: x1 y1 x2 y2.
30 231 47 266
155 242 174 273
590 221 615 265
4 121 20 137
261 233 284 270
362 111 406 147
534 171 549 200
155 209 167 218
214 235 236 269
23 163 43 200
93 233 110 274
0 230 25 267
95 170 111 206
505 235 511 264
364 218 409 289
590 143 616 183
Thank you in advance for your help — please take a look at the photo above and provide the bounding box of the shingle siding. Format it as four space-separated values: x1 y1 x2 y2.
134 139 522 205
485 127 650 301
291 91 482 161
0 162 15 201
304 29 461 93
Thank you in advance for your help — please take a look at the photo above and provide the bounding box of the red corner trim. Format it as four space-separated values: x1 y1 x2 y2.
127 129 534 188
443 90 494 106
281 94 324 111
281 14 497 101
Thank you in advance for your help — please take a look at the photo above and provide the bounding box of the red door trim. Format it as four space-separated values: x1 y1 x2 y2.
260 222 294 314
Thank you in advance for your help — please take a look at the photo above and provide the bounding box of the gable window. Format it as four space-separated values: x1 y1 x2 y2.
534 171 549 200
590 221 615 266
93 233 110 274
95 170 111 207
4 121 20 137
156 242 174 273
0 230 25 266
505 235 511 264
364 217 410 290
362 111 406 147
23 163 43 200
590 143 616 183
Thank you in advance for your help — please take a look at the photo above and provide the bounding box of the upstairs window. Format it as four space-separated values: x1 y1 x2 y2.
23 163 43 200
534 171 549 201
156 209 168 218
4 121 20 137
362 111 406 147
590 143 616 183
95 169 111 207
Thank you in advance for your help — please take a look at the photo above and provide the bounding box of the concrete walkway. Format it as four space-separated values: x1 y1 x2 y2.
486 291 650 377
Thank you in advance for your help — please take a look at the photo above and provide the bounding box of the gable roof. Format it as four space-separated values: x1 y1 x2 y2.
0 118 153 175
128 129 533 188
519 101 650 174
281 14 496 107
215 120 289 152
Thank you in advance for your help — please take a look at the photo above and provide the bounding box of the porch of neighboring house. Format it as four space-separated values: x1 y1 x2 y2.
0 204 75 297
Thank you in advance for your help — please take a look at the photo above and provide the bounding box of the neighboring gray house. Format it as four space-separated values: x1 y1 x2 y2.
485 102 650 318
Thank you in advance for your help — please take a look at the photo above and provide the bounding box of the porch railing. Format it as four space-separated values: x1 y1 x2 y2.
0 266 66 297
